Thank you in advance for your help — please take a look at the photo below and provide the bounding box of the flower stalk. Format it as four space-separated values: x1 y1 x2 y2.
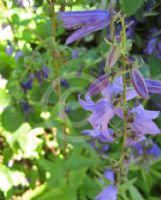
115 16 128 185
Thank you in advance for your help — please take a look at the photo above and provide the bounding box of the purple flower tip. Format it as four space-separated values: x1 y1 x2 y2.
145 79 161 94
96 185 117 200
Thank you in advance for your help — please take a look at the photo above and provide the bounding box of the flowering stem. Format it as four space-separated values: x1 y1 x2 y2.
121 16 127 152
49 1 68 157
116 16 127 184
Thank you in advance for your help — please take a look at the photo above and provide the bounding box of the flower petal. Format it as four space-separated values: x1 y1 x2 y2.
131 69 149 99
104 169 115 184
145 79 161 94
58 10 109 29
133 118 160 135
96 185 117 200
65 20 109 45
88 75 109 96
131 104 160 119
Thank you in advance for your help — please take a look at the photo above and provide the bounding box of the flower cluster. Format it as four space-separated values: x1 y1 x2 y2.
58 9 161 200
79 75 161 145
21 66 49 92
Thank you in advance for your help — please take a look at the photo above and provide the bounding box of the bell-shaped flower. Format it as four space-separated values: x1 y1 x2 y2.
125 105 160 145
79 94 115 130
58 10 111 45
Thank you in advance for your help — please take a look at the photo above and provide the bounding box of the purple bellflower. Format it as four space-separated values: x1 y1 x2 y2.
21 74 34 92
79 94 115 142
35 66 49 85
58 10 111 45
124 105 160 145
134 140 161 160
79 75 137 142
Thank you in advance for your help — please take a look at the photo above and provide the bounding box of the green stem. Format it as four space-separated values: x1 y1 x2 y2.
116 16 128 185
121 16 127 153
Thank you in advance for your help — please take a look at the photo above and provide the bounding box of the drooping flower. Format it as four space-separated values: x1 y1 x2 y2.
125 105 160 145
42 66 49 79
20 100 31 115
35 66 49 85
79 94 115 142
21 74 34 92
133 140 161 161
79 75 137 142
58 10 111 45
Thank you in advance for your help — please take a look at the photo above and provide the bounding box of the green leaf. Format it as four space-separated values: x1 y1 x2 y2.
1 106 24 132
120 0 144 16
128 185 144 200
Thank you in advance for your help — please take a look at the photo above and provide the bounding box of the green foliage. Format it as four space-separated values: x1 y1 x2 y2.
120 0 144 15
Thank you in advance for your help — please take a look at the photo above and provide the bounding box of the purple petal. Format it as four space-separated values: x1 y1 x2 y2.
131 104 160 119
106 46 120 68
145 79 161 94
147 144 161 159
126 88 138 100
110 76 123 94
87 101 114 129
79 94 114 129
6 47 13 55
104 169 114 184
82 128 114 142
134 143 143 155
88 75 109 96
96 185 117 200
133 118 160 135
144 38 157 55
15 51 23 60
58 10 109 29
131 69 149 99
65 20 109 45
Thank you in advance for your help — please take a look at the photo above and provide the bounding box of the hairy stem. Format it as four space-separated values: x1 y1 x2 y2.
116 16 128 184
